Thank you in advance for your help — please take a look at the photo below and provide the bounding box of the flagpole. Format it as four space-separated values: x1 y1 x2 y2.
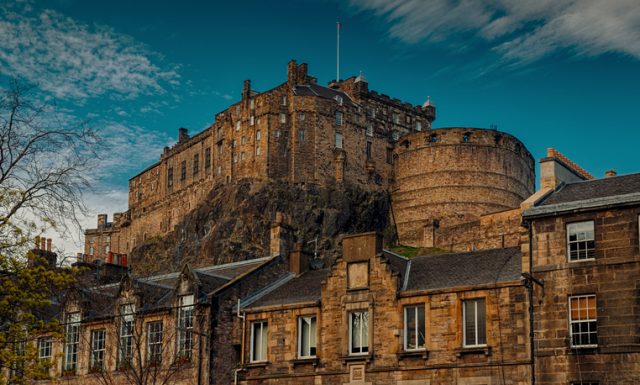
336 21 340 81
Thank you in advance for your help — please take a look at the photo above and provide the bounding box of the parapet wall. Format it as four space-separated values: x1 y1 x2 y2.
392 127 535 247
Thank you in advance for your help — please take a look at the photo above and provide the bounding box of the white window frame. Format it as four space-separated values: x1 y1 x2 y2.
348 311 369 355
335 111 343 126
235 120 241 131
250 116 255 126
177 294 194 360
281 96 287 106
147 321 163 364
334 95 343 105
119 304 135 367
569 294 598 348
256 130 261 141
297 315 317 358
90 329 106 371
279 113 287 124
250 321 268 363
250 99 255 110
38 337 52 362
415 121 422 131
462 298 486 348
567 221 595 261
298 112 306 121
404 305 426 351
63 312 81 373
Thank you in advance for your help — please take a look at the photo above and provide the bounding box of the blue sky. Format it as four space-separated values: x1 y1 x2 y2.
1 0 639 251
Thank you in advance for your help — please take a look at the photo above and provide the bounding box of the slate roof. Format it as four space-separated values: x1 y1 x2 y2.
245 268 329 309
540 173 640 206
293 84 356 106
404 247 522 292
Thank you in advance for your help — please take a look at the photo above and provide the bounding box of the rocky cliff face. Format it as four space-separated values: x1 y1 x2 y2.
130 179 395 274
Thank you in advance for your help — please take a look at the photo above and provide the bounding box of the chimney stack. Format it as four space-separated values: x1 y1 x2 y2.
605 169 617 178
289 242 308 275
178 128 189 143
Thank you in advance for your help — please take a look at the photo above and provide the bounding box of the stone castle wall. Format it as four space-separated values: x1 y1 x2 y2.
84 61 438 261
393 127 535 247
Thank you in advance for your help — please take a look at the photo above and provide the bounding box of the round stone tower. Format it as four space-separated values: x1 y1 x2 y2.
392 127 535 247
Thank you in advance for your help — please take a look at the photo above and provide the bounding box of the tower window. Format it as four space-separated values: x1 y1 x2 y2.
429 134 438 143
462 132 471 142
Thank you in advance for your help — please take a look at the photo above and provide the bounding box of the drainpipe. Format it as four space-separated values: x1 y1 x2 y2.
234 299 246 385
521 220 540 385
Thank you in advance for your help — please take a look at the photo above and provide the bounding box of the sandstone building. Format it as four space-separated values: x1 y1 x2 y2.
83 60 535 264
523 168 640 384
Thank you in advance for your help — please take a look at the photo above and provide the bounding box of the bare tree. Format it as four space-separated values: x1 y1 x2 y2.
0 79 100 256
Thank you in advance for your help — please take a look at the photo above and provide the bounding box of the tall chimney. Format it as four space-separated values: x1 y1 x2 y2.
46 238 52 252
35 236 41 250
178 128 189 143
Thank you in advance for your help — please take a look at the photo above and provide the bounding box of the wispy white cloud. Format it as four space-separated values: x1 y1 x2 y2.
0 2 180 100
350 0 640 63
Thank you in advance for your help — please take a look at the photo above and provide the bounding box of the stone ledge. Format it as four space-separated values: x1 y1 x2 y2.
291 357 319 367
455 346 492 357
397 350 429 360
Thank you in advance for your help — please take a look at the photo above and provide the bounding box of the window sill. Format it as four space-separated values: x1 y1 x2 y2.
342 354 372 364
245 361 269 368
292 357 319 367
568 345 598 354
455 346 491 357
398 350 429 360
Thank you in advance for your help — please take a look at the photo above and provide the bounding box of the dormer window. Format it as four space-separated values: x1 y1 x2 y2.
334 95 343 105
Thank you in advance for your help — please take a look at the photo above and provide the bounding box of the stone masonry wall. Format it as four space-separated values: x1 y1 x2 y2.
527 206 640 384
393 127 535 247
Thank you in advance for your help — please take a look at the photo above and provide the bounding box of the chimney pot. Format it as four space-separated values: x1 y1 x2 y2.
46 238 52 252
35 236 41 250
40 237 46 251
605 169 617 178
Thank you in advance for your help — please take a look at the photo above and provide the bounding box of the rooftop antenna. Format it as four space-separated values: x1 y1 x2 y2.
336 21 341 81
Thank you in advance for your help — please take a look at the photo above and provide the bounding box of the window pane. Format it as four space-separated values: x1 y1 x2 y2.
477 299 486 345
260 323 268 360
407 307 417 349
464 302 476 346
417 306 426 348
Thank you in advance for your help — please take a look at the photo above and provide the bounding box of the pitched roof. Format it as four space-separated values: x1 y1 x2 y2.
524 173 640 218
245 268 329 309
540 173 640 206
403 247 522 292
293 84 355 106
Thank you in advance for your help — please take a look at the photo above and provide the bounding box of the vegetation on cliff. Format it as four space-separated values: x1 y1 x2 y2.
131 179 395 274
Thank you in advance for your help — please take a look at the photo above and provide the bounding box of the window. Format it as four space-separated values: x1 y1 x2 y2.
233 154 238 163
177 295 194 361
406 115 412 124
256 147 261 156
415 121 422 131
335 132 343 149
369 107 376 118
429 133 438 143
392 112 400 124
335 111 343 126
281 95 287 106
298 315 317 358
365 123 373 137
119 304 135 367
256 130 261 141
279 113 287 124
232 139 237 148
567 221 595 261
90 329 106 372
180 160 186 181
193 154 199 176
167 167 173 189
235 105 240 114
250 99 255 110
366 142 372 159
386 148 394 164
404 305 426 351
570 295 597 347
250 116 255 126
147 321 163 365
236 120 241 131
349 311 369 355
462 132 471 142
240 152 245 161
63 312 81 373
204 148 211 170
298 129 305 143
335 95 343 105
241 136 246 145
298 112 306 121
38 337 52 362
463 299 486 347
275 130 281 138
250 321 268 362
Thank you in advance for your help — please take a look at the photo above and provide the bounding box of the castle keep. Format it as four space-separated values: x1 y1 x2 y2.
84 60 534 263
